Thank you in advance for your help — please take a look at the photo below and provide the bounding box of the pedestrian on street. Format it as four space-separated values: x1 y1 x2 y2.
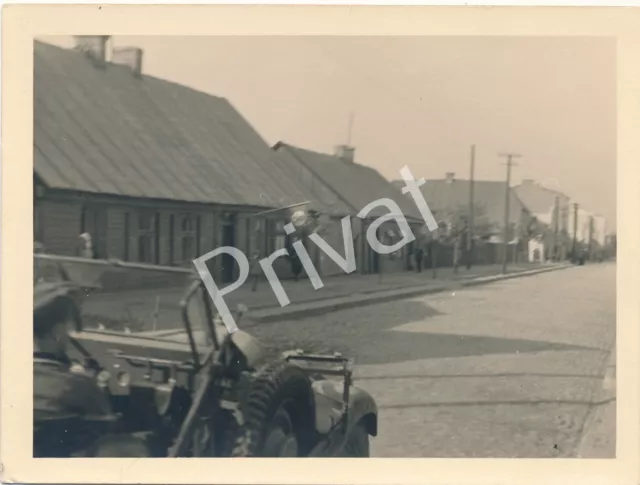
290 252 303 281
415 246 424 273
286 236 303 282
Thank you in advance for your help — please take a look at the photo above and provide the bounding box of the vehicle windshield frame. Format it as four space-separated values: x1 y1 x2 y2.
180 280 219 366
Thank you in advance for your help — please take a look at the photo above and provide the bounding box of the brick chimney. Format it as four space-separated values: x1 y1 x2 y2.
111 47 144 77
73 35 110 68
445 172 455 183
334 145 355 164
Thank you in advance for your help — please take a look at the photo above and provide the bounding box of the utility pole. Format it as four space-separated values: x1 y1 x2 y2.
589 216 593 260
572 202 579 261
553 195 559 261
466 144 475 270
445 172 459 274
498 152 521 274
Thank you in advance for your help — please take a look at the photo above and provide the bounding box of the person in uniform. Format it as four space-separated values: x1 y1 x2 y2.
33 282 150 457
33 282 116 457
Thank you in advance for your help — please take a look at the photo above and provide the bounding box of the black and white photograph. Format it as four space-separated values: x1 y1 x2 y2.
2 5 639 485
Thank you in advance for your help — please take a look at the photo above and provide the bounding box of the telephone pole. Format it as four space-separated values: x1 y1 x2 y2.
572 202 579 261
553 195 559 261
588 215 594 261
466 144 475 270
499 152 521 274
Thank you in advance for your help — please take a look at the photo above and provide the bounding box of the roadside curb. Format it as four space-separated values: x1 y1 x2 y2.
246 263 573 325
228 268 516 313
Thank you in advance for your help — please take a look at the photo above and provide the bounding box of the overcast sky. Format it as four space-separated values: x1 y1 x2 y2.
43 35 617 228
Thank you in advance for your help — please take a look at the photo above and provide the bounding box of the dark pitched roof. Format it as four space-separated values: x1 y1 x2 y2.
34 41 324 212
392 178 530 227
513 181 570 215
270 147 355 217
274 143 423 222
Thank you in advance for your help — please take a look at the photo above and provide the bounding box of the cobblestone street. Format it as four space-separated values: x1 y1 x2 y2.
81 263 545 331
247 263 616 457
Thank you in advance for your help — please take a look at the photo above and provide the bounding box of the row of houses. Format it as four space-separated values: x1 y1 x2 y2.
404 171 611 264
514 179 609 261
34 36 610 288
33 36 424 286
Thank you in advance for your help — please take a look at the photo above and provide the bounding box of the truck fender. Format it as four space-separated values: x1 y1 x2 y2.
311 380 378 437
346 386 378 437
228 330 269 370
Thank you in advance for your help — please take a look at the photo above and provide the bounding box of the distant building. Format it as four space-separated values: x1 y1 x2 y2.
269 144 357 277
568 205 593 244
393 172 535 264
514 179 572 260
395 173 532 237
274 142 424 274
34 37 343 284
592 214 608 247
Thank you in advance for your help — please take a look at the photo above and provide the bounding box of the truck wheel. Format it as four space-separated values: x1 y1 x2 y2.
341 421 370 457
229 362 315 457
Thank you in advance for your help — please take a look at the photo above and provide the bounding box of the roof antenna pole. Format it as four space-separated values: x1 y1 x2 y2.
346 111 354 146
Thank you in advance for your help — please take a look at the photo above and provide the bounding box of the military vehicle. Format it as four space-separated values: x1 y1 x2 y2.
33 255 378 457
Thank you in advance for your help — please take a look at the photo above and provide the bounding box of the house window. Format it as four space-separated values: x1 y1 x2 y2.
196 216 201 255
248 217 266 257
246 218 252 256
180 215 199 262
169 214 175 264
123 212 130 261
137 212 158 264
267 219 287 253
80 206 87 234
34 204 44 243
80 204 107 259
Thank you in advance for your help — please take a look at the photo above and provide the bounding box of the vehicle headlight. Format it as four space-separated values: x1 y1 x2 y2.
69 361 85 374
117 371 131 387
96 369 111 387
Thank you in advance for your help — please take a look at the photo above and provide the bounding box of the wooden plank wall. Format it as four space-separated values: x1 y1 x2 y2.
35 192 421 290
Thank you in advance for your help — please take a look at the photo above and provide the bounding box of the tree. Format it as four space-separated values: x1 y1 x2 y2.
447 202 498 240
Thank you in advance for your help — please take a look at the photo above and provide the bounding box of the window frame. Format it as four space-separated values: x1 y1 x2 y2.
137 210 158 264
179 213 200 263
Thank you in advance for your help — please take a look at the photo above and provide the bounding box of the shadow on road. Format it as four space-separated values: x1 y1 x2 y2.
251 298 605 366
352 331 601 365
